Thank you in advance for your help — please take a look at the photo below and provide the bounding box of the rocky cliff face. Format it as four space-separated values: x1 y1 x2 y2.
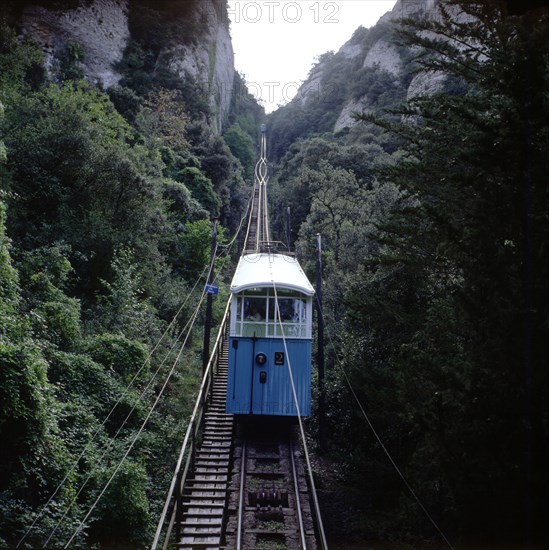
21 0 130 88
286 0 444 133
167 0 234 130
15 0 234 131
333 0 442 131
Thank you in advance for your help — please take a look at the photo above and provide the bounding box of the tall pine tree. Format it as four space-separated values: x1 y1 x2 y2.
349 1 549 542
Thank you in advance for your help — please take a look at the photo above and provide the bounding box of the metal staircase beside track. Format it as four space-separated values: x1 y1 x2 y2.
176 345 233 550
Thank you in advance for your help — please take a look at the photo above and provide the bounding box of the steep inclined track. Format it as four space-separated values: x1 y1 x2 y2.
225 419 318 550
170 127 324 549
243 182 260 254
175 350 319 550
243 126 270 255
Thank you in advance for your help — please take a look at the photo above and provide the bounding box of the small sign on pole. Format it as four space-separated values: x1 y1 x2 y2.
205 284 219 295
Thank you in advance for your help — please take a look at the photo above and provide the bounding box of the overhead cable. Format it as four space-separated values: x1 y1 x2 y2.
316 294 455 550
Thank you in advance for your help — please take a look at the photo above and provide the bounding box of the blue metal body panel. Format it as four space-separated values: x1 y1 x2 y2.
226 336 312 416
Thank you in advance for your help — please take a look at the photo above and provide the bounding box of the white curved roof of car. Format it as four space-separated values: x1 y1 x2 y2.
231 253 315 296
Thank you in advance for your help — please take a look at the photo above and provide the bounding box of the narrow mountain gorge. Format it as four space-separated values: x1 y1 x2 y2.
1 0 548 548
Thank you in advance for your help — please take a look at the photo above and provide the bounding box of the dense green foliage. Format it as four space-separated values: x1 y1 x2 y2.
4 0 548 547
269 2 549 546
0 1 262 546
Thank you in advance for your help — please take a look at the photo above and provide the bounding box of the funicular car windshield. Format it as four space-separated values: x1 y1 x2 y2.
234 288 309 338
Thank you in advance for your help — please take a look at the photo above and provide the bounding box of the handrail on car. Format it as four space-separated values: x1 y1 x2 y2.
243 240 295 256
151 297 232 550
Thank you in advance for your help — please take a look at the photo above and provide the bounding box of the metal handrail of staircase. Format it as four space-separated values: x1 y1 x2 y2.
151 297 231 550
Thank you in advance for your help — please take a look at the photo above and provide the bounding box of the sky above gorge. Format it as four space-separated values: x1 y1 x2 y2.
227 0 398 112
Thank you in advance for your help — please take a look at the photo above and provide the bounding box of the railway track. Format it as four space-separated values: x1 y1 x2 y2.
153 125 327 549
243 124 269 254
225 418 318 550
174 360 320 549
243 182 260 254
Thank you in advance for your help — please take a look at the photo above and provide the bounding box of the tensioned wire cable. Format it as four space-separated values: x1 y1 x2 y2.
59 206 250 547
42 293 205 547
219 181 255 252
267 263 329 550
62 279 210 548
17 260 212 549
22 195 252 547
314 293 455 550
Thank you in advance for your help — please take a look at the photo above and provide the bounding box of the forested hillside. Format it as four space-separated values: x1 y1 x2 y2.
268 1 548 546
2 0 549 548
0 0 262 547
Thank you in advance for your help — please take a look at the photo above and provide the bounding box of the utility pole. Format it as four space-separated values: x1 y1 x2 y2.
316 233 326 450
202 220 217 375
286 206 292 251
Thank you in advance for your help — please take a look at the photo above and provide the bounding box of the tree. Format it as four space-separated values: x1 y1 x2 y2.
179 166 220 217
135 88 189 152
0 200 19 336
0 23 44 102
223 123 256 180
175 219 214 282
1 81 167 297
347 1 549 542
0 201 79 547
0 11 247 546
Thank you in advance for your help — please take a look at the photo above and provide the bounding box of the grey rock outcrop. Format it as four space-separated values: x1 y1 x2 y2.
407 70 447 100
168 0 234 130
335 98 371 131
339 41 363 60
292 66 324 107
363 39 401 76
17 0 234 132
21 0 130 88
334 0 444 131
286 0 448 133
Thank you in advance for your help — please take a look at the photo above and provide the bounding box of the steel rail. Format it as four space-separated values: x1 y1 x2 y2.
250 128 270 250
290 438 308 550
269 279 329 550
236 440 247 550
242 179 258 253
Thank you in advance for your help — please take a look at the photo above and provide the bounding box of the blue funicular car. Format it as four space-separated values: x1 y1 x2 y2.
226 252 315 416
